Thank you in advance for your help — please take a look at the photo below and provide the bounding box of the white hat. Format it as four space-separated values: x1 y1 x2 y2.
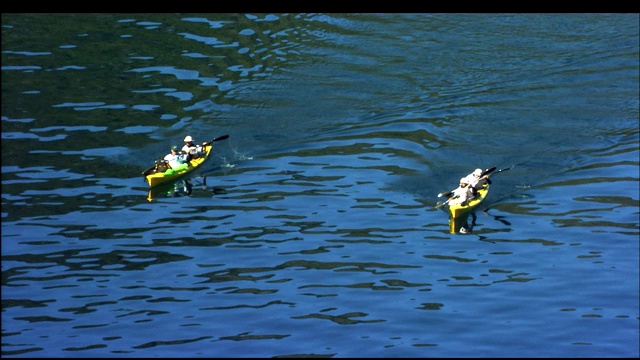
460 177 469 184
473 168 483 176
184 135 193 142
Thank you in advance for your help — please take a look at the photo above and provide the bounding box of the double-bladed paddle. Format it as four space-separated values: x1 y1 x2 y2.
142 134 230 176
434 166 513 209
437 166 496 198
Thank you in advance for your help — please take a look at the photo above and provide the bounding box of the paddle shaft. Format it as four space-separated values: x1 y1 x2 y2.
434 198 451 209
142 134 230 176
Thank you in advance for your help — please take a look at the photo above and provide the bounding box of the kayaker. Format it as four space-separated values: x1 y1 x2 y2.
466 168 491 190
182 135 206 160
163 145 189 170
448 178 474 205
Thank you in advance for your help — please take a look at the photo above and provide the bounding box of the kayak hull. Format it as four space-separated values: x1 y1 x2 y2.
145 144 212 188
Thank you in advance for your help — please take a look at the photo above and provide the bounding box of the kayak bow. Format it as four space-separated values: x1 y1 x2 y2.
145 144 212 187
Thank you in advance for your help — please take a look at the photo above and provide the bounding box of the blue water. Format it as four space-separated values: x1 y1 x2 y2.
2 13 638 357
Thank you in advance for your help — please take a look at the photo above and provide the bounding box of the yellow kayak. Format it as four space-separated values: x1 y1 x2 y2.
438 166 512 234
145 144 212 188
448 183 490 218
447 184 489 234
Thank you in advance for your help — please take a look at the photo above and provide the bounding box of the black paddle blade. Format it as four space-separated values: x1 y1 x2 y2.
205 134 230 145
481 166 497 177
495 166 512 174
213 134 229 142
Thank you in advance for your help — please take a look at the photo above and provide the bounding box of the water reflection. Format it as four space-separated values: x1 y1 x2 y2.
147 178 196 202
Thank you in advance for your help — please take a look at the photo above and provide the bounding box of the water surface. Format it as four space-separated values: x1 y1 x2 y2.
2 13 638 358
